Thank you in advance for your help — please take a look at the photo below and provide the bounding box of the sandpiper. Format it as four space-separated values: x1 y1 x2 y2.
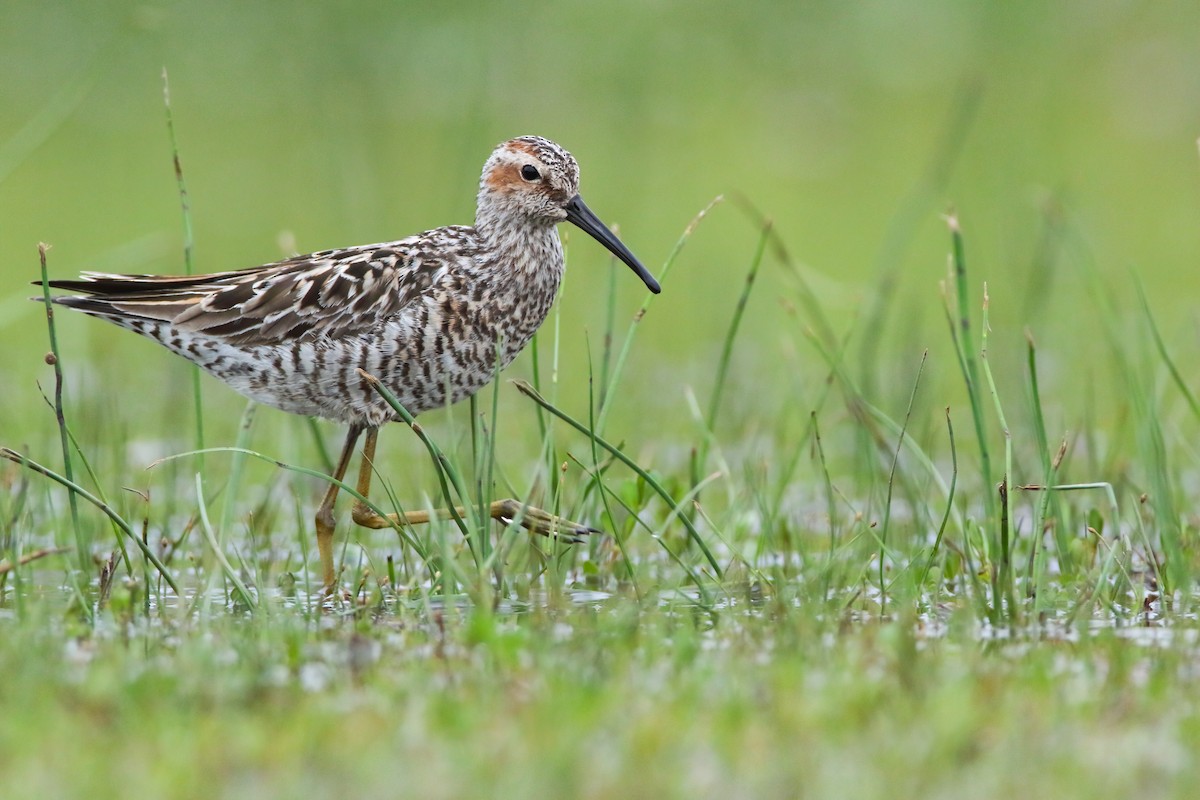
44 135 660 591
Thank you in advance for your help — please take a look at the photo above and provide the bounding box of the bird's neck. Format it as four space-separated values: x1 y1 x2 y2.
469 209 566 361
474 209 564 283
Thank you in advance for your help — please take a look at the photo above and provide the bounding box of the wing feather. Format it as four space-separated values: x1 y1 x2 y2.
44 229 476 345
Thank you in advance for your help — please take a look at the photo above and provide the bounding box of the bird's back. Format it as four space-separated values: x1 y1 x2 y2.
47 222 565 425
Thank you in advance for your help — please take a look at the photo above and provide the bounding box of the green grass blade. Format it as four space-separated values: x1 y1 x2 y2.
585 340 642 600
219 401 257 544
305 418 335 475
0 447 180 596
731 195 839 353
596 196 723 434
946 215 994 519
1135 275 1200 423
979 284 1015 619
854 82 982 392
37 244 89 581
918 407 959 596
701 220 769 465
194 473 257 612
33 384 133 575
878 350 927 614
358 371 473 542
514 379 723 580
162 69 206 467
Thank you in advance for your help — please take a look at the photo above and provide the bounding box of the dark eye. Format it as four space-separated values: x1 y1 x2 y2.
520 165 541 181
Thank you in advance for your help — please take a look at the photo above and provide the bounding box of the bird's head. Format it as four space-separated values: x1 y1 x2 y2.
477 136 660 293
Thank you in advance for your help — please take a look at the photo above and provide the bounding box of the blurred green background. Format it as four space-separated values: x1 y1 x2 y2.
3 1 1199 451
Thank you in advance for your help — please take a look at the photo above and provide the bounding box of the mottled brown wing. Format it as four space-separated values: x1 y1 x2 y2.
172 242 437 344
51 232 467 345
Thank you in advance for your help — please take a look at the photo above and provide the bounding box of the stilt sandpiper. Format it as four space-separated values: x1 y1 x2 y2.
43 135 660 591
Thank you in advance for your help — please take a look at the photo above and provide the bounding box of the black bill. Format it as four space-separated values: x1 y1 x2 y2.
563 195 661 294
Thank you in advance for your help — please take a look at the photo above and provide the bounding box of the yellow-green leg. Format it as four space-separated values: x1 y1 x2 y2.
349 426 597 543
314 423 363 591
